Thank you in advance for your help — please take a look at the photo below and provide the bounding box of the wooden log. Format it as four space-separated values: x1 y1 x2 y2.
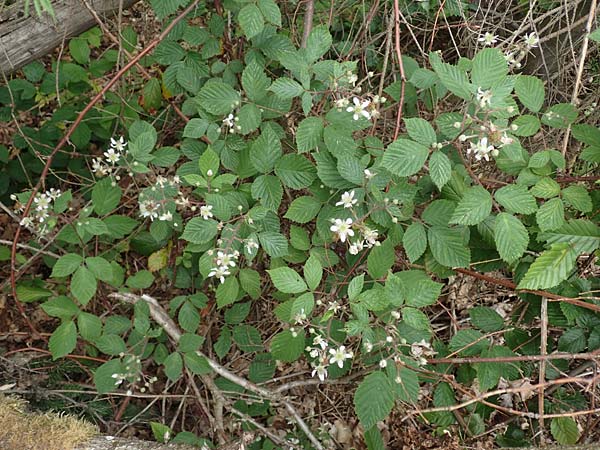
0 0 138 74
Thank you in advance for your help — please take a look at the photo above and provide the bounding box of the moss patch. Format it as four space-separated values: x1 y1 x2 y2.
0 395 97 450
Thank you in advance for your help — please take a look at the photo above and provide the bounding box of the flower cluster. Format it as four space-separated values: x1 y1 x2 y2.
15 188 62 234
306 330 353 382
138 175 181 222
221 113 242 134
335 95 385 121
330 191 381 254
92 136 127 177
457 113 518 161
208 250 240 283
409 339 437 366
111 354 158 396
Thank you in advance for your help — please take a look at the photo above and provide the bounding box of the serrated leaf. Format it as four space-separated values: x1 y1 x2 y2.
536 198 565 232
274 154 316 189
542 103 577 128
51 253 83 278
470 307 504 332
403 222 427 263
542 219 600 254
494 213 528 264
251 175 283 211
402 307 430 330
268 267 307 294
49 321 77 359
92 177 121 216
258 0 281 26
429 151 452 189
216 276 240 308
71 266 97 305
305 26 332 63
296 117 323 152
304 255 322 291
382 139 429 177
354 372 395 429
367 240 395 279
404 118 436 146
271 330 305 362
250 127 281 173
269 77 303 99
471 48 508 88
428 226 470 268
495 184 537 214
518 243 578 290
514 75 545 112
181 217 218 244
238 4 264 38
258 232 288 257
198 81 240 115
551 417 580 445
183 118 209 138
429 52 472 100
449 186 492 226
562 185 592 212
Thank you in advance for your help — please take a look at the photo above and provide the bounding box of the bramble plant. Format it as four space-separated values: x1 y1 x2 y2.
2 0 600 448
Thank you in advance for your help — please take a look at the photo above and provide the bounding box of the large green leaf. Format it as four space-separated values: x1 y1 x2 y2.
429 151 452 189
181 218 218 244
284 196 321 223
71 266 97 305
238 4 264 38
518 243 578 290
403 222 427 263
51 253 83 278
429 52 472 100
449 186 492 226
49 320 77 359
514 75 545 112
296 117 323 153
382 139 429 177
541 219 600 254
251 175 283 211
198 81 240 115
267 267 307 294
428 226 470 268
494 184 537 214
274 154 317 189
92 178 121 216
551 417 580 445
494 213 528 264
354 372 395 429
471 48 508 88
536 198 565 232
404 118 436 146
250 127 281 173
270 330 305 362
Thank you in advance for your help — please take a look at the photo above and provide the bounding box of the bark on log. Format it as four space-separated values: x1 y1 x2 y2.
0 0 138 74
75 436 197 450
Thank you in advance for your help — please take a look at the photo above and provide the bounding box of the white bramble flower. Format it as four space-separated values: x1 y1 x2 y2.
523 32 539 49
208 266 230 284
216 251 237 268
346 97 371 121
139 200 160 221
34 194 51 211
335 190 357 209
159 211 173 222
311 364 328 382
347 72 358 85
46 188 61 200
364 168 375 179
478 32 498 46
468 137 495 161
348 241 364 255
104 148 120 164
313 335 328 350
330 218 354 242
362 227 379 247
335 98 350 108
110 136 127 152
329 346 353 368
245 238 259 253
199 205 213 220
476 87 493 108
379 359 388 368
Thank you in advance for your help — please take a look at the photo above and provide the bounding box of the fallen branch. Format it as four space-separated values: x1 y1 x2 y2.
110 292 325 450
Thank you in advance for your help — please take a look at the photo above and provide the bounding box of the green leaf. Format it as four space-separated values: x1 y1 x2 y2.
233 324 263 352
393 367 420 404
239 269 261 299
242 62 271 102
382 139 429 177
511 115 540 137
258 0 281 26
449 186 492 226
71 266 97 305
238 4 264 38
198 147 220 177
558 327 587 353
402 307 430 330
296 117 323 152
258 232 289 257
542 219 600 254
404 118 436 146
224 302 251 325
268 267 308 294
429 151 452 189
237 103 262 134
15 285 52 303
181 218 218 244
305 26 332 63
536 198 565 232
142 78 162 111
78 312 102 341
367 240 395 279
551 417 580 445
51 253 83 278
469 307 504 332
274 154 317 189
184 352 212 375
403 222 427 263
216 276 240 308
562 185 592 212
393 270 442 308
85 256 113 283
428 226 471 268
41 296 80 319
126 270 154 289
494 213 529 264
354 372 395 429
284 196 321 223
183 118 209 138
95 334 127 355
429 52 472 100
179 301 200 333
198 81 240 115
269 77 304 99
304 255 323 291
518 243 578 290
348 274 364 301
164 352 183 381
514 75 545 112
449 329 487 356
471 48 507 88
251 175 283 211
495 184 537 214
150 0 187 18
271 330 305 362
49 321 77 359
531 177 560 199
69 38 90 65
250 127 281 173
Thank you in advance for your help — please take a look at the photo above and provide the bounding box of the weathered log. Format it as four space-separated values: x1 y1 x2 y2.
0 0 138 74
